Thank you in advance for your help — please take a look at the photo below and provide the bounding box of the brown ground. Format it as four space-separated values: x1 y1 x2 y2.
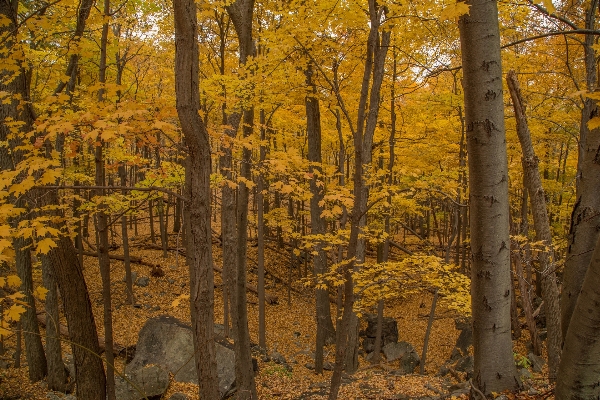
0 227 552 399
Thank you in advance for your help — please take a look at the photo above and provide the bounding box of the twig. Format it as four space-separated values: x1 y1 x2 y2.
469 379 487 400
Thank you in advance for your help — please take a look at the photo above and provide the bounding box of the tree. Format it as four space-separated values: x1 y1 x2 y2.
458 0 520 393
506 70 561 381
556 235 600 398
305 63 336 373
173 0 220 398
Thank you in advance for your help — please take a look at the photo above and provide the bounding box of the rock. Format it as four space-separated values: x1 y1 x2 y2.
167 278 175 284
528 387 540 396
46 394 61 400
0 359 9 369
169 393 190 400
361 314 398 352
123 271 138 283
323 361 334 371
382 342 420 374
453 355 473 376
269 350 287 365
520 368 532 379
126 316 235 399
453 318 472 355
151 306 161 312
115 364 169 400
135 276 150 287
305 363 315 370
527 352 546 373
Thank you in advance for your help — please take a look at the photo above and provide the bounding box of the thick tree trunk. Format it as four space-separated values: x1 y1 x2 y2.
506 70 561 381
305 64 336 374
0 1 48 382
556 235 600 399
458 0 520 393
561 0 600 340
173 1 220 397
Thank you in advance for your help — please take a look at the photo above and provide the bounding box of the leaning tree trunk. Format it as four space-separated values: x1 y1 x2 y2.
173 0 220 398
507 70 561 381
556 235 600 399
458 0 520 393
305 63 336 374
561 0 600 340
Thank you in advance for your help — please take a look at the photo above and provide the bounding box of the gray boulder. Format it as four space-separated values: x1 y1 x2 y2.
382 341 420 374
527 352 546 373
115 364 169 400
125 315 235 399
361 314 398 353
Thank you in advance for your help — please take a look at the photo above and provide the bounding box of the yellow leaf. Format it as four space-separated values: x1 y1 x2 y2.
588 116 600 131
36 238 57 254
539 0 555 13
6 275 21 288
34 286 49 301
171 294 189 308
440 1 470 20
5 304 26 322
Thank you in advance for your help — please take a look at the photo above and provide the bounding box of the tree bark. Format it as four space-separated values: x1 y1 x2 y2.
42 261 67 392
305 63 336 374
506 70 561 381
173 0 220 398
225 1 258 397
458 0 520 393
556 235 600 399
329 2 390 397
0 0 49 382
561 0 600 341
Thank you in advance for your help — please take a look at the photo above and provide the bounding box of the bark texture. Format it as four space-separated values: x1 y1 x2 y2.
506 70 561 381
173 0 220 398
458 0 520 393
556 235 600 399
561 0 600 339
305 65 336 374
225 1 258 397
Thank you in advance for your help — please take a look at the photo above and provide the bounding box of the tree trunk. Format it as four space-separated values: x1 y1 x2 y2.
173 1 220 397
257 109 266 349
0 1 48 382
119 165 134 305
561 0 600 341
458 0 520 393
225 1 258 397
329 2 390 397
42 260 67 392
506 70 561 382
556 235 600 399
305 63 336 374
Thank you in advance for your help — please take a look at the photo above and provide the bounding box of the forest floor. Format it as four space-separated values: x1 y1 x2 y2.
0 229 554 399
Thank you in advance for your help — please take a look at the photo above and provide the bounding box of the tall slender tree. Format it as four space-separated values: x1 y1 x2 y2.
173 0 220 397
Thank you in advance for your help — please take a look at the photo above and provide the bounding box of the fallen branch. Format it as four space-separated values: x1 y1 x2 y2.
81 251 161 270
389 240 414 255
